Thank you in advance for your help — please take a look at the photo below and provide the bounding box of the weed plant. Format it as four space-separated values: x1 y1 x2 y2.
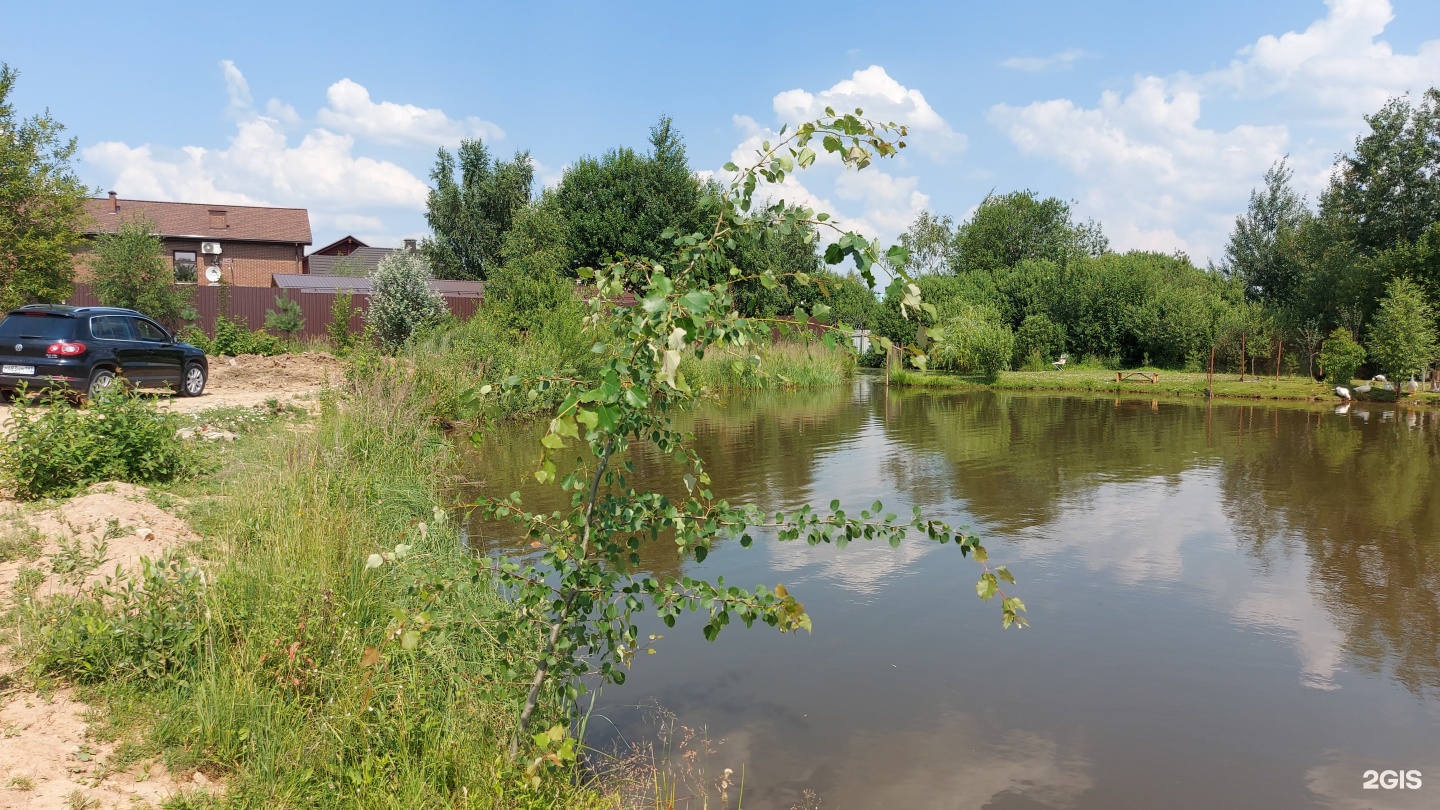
680 340 854 391
18 384 613 807
1 389 200 500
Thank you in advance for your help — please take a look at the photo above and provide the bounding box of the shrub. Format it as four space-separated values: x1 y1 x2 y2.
1012 313 1066 367
1319 327 1366 385
367 251 448 351
180 315 283 357
264 295 305 339
1 389 199 500
485 263 577 333
931 304 1015 379
327 289 358 353
29 552 207 686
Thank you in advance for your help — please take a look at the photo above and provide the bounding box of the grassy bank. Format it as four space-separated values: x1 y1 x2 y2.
354 308 857 429
14 387 609 808
889 367 1440 406
681 340 855 391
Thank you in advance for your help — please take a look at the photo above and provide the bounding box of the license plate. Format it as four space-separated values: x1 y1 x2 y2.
2 364 35 375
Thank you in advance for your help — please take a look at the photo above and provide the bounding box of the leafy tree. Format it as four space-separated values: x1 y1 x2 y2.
896 210 956 274
553 116 705 272
0 63 90 311
89 217 191 326
422 139 534 281
367 251 448 351
1330 90 1440 255
1366 277 1438 384
1319 326 1366 385
952 191 1103 275
1224 158 1309 308
263 295 305 338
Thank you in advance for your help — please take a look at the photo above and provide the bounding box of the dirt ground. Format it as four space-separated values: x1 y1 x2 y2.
0 353 342 805
0 352 342 422
0 484 215 808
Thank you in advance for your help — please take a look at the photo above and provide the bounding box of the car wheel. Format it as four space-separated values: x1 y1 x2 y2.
87 369 121 402
181 363 207 397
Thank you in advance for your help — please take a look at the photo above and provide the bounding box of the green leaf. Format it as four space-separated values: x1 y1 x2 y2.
541 433 565 449
400 630 421 651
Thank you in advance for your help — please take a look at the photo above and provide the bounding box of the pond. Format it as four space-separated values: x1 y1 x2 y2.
458 375 1440 809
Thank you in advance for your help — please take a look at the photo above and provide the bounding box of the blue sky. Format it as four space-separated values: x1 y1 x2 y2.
4 0 1440 264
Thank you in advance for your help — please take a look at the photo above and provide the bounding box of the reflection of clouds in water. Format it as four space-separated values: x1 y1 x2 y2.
704 710 1093 810
1227 549 1347 690
766 531 939 598
1305 749 1438 809
763 416 947 598
1012 468 1350 690
815 714 1093 809
1011 474 1217 586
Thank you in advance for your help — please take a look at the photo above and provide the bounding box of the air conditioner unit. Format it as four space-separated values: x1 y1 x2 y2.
200 242 222 254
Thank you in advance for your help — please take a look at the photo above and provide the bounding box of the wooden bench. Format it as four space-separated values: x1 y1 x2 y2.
1116 371 1160 384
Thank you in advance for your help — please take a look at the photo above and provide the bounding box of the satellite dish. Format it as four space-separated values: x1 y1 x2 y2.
205 266 222 285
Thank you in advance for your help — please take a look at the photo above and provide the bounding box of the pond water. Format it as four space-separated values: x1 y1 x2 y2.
459 376 1440 809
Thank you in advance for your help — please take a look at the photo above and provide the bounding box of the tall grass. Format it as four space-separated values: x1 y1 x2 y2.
21 381 611 808
681 340 855 391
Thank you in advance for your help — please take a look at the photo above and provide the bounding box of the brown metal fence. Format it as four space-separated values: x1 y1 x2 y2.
65 284 480 340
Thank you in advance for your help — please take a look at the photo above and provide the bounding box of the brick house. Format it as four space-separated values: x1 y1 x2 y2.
78 192 312 287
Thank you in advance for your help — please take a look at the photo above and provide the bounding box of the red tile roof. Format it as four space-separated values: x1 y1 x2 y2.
82 196 312 245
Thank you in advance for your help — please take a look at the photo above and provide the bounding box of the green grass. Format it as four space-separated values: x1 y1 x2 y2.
889 367 1440 406
16 385 615 808
681 340 855 391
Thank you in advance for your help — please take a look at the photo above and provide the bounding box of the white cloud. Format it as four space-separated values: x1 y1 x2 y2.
988 0 1440 262
1212 0 1440 122
317 78 504 147
1000 48 1092 72
989 77 1289 259
718 67 952 251
772 65 965 159
84 63 442 249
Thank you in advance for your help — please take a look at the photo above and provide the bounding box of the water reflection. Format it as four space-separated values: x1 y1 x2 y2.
455 383 1440 808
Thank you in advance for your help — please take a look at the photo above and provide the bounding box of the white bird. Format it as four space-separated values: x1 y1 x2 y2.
1406 374 1420 395
1373 374 1387 383
1334 386 1352 401
1355 383 1372 395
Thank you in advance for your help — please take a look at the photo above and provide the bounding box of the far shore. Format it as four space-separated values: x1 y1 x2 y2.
883 367 1440 408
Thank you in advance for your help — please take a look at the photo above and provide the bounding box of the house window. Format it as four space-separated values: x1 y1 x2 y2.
208 210 227 228
173 251 198 283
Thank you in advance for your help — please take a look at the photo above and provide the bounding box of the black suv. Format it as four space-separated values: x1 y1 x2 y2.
0 305 208 401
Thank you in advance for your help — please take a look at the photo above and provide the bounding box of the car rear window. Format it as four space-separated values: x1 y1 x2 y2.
0 313 75 340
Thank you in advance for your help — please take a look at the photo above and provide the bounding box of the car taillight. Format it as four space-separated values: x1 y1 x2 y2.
46 341 87 356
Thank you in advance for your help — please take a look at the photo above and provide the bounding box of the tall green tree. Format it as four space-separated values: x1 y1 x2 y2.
1224 158 1309 308
896 211 956 275
422 139 534 281
0 63 90 311
1366 277 1438 384
951 191 1105 275
553 115 705 272
1330 90 1440 255
89 217 191 326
